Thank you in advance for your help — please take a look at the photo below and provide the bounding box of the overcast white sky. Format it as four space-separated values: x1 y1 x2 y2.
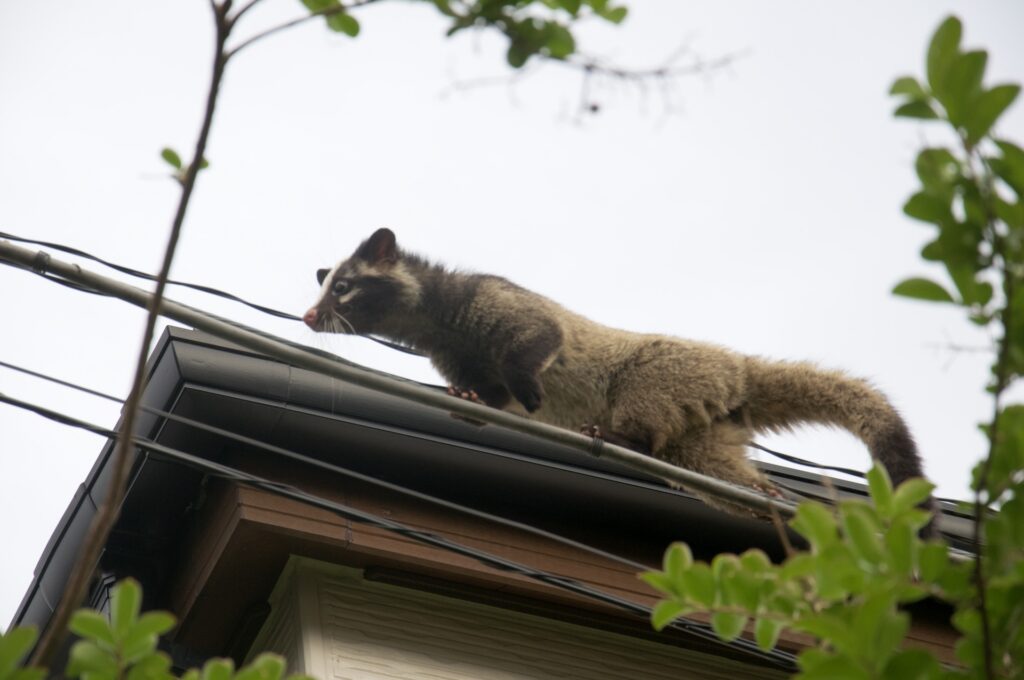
2 0 1023 627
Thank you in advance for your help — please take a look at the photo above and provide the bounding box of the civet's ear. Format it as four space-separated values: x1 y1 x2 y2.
316 268 330 285
356 228 398 265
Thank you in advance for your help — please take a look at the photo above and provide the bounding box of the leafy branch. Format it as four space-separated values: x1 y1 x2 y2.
3 580 310 680
645 15 1024 680
890 16 1023 679
642 467 952 679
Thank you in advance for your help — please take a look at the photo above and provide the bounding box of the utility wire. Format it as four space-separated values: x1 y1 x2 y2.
0 357 650 572
0 390 799 671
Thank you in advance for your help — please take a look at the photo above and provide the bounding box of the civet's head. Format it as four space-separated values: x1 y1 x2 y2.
303 228 421 334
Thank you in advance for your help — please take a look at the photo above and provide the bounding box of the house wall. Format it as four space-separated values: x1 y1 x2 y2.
249 556 785 680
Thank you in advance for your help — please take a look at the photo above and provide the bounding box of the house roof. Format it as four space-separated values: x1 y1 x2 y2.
11 326 969 667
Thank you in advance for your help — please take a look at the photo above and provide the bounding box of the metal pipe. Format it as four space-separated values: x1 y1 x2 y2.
0 239 797 518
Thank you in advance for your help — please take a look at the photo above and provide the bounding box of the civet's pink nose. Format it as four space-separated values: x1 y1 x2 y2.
303 308 319 329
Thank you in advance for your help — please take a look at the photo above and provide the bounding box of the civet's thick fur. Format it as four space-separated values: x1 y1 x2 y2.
305 229 934 521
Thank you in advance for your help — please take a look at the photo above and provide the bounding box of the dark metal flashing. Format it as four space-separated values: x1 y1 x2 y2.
10 326 974 643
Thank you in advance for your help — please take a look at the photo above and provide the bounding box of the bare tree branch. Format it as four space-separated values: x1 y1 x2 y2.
29 0 235 666
442 44 746 120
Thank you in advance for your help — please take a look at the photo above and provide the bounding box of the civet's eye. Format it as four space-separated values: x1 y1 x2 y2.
332 279 350 297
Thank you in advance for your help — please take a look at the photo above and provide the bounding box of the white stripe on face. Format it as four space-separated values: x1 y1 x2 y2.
317 261 342 304
336 288 360 305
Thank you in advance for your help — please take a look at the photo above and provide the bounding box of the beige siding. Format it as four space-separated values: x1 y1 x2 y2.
250 558 784 680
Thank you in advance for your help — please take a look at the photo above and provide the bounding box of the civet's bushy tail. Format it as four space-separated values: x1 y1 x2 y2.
743 357 936 512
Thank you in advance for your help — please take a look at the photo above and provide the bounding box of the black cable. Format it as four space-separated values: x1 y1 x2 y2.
0 231 425 357
0 357 650 572
40 273 113 298
749 442 866 478
0 231 301 320
0 390 799 670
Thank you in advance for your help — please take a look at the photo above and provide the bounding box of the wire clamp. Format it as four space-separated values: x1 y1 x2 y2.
31 251 51 275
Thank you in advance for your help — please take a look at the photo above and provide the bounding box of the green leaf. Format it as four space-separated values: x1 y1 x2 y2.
602 6 627 23
67 640 118 680
754 617 783 650
882 649 942 679
994 139 1024 196
111 579 142 640
121 612 176 662
638 571 676 596
70 610 115 647
535 22 574 59
557 0 581 15
722 568 761 611
235 655 286 680
892 277 956 303
951 608 981 635
201 658 234 680
813 543 860 600
840 503 884 564
926 16 962 101
780 553 815 580
711 553 740 583
965 84 1021 145
738 549 771 573
160 148 182 170
892 478 935 514
884 519 916 578
506 41 531 68
867 465 894 517
326 12 359 37
894 101 940 120
944 50 988 125
710 612 746 642
889 76 928 100
678 563 716 607
301 0 334 12
850 593 904 660
125 652 174 680
0 627 38 677
790 502 838 551
914 147 959 196
798 651 871 680
663 543 693 578
430 0 455 17
903 192 952 225
651 600 689 631
795 613 854 654
5 669 44 680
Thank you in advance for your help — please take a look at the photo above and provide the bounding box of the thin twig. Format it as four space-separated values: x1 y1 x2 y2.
443 45 745 120
975 378 1001 680
924 341 994 354
29 0 235 667
769 505 796 558
972 148 1006 680
228 0 384 58
562 49 745 82
230 0 264 25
